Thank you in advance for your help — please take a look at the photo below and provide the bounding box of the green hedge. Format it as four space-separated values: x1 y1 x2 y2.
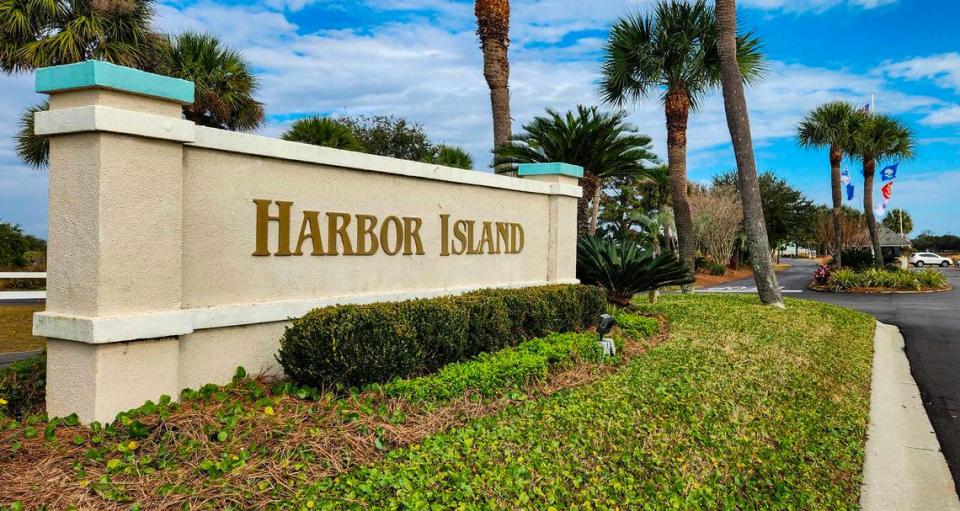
277 284 606 389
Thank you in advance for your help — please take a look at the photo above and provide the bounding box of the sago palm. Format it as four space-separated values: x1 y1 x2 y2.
0 0 162 74
576 235 693 306
160 32 263 131
600 0 763 290
849 113 915 267
282 116 364 151
474 0 511 150
797 101 866 266
494 105 657 235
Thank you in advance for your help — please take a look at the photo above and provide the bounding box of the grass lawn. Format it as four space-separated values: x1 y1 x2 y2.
0 295 875 510
304 295 874 510
0 303 44 353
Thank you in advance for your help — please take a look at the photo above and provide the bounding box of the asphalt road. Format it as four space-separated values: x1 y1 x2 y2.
701 257 960 494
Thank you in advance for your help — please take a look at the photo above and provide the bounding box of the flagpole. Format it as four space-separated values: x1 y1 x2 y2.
870 94 875 113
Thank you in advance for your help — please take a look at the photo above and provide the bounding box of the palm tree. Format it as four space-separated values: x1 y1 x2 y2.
425 145 474 170
15 31 264 168
882 208 913 236
715 0 782 307
160 32 263 131
15 100 48 169
0 0 163 74
282 116 363 151
474 0 511 150
494 105 657 235
797 101 865 268
600 0 763 291
849 114 915 267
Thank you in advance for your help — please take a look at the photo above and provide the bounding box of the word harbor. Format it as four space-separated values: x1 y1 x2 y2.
253 199 526 257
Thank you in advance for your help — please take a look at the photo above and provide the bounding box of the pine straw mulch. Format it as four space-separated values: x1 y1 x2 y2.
0 317 668 510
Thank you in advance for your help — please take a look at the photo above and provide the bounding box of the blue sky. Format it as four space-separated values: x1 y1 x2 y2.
2 0 959 237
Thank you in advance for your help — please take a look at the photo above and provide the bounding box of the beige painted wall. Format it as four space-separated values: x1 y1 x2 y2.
36 66 582 423
182 147 554 308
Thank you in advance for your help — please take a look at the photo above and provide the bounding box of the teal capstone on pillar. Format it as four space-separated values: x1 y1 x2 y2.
35 60 195 105
516 162 584 178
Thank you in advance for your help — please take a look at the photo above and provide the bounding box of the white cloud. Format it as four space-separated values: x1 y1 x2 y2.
919 104 960 126
0 0 933 237
883 52 960 93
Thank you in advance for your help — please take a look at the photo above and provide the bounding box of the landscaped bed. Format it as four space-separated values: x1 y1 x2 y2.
0 295 875 510
810 266 950 293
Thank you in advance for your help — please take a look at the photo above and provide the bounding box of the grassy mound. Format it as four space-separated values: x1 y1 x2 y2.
299 295 875 510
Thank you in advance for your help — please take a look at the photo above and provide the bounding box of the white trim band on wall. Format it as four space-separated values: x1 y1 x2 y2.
189 127 582 198
34 279 580 344
34 105 196 142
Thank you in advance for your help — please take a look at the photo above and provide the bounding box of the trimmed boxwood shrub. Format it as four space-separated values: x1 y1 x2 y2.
277 284 606 389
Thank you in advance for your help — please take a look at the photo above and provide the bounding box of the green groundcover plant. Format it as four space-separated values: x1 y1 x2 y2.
0 325 649 509
297 295 875 510
0 295 874 510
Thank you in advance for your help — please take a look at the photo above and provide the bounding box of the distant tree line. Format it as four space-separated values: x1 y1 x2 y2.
912 233 960 252
281 115 474 170
0 221 45 270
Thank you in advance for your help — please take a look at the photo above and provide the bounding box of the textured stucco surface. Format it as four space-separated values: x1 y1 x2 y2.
50 89 182 117
181 148 564 308
177 322 286 390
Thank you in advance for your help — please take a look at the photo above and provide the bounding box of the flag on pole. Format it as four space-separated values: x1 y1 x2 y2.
880 163 898 181
881 181 894 200
859 103 871 113
841 167 855 200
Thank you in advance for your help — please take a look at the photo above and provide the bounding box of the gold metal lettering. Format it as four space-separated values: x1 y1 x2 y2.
452 220 468 255
252 199 292 256
379 216 403 255
479 221 495 254
511 223 525 254
496 222 510 254
326 212 355 255
355 214 379 256
403 217 425 255
439 214 450 256
294 210 324 256
465 220 479 255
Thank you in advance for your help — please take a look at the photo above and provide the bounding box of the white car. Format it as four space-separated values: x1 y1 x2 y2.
910 252 952 267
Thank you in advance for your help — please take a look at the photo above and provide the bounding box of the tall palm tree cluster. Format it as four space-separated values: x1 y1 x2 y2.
1 0 263 168
798 103 915 268
490 0 785 306
598 0 773 297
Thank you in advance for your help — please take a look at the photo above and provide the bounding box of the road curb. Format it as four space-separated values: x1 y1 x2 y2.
860 321 960 511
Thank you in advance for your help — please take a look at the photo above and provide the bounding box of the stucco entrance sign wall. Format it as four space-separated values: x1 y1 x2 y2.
31 61 584 423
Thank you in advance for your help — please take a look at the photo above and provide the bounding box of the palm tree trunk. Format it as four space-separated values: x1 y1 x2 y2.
589 177 603 235
483 43 511 148
577 174 598 235
829 145 844 266
664 89 696 292
863 158 884 267
714 0 784 307
475 0 512 149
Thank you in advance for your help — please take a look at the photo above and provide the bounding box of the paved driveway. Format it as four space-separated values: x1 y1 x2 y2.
700 258 960 494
